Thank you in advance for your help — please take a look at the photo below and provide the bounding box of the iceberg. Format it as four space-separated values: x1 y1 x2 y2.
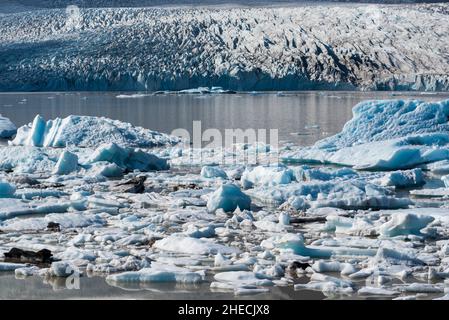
241 165 294 189
213 271 273 287
207 184 251 213
0 115 16 138
283 100 449 170
11 115 178 148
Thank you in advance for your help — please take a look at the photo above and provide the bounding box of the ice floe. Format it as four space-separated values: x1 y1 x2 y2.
207 184 251 213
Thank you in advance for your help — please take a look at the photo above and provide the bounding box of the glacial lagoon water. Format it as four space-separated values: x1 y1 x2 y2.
1 91 449 300
2 91 448 148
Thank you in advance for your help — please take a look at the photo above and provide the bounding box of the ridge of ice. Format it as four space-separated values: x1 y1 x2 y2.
11 115 178 148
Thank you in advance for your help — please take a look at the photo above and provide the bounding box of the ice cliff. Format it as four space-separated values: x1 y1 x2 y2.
0 3 448 91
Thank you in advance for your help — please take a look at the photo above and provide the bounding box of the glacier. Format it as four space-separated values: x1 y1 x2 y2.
0 3 448 91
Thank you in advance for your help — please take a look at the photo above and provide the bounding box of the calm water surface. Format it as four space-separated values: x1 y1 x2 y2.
1 91 448 147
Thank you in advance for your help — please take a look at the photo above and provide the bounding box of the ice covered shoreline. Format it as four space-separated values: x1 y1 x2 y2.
1 98 449 299
0 3 448 92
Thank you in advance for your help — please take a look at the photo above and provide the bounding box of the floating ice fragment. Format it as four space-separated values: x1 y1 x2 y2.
88 143 169 172
207 184 251 213
0 262 27 271
261 233 376 259
48 261 79 277
213 271 273 287
200 166 228 179
106 264 204 284
241 165 294 189
0 180 16 198
378 169 424 188
358 286 399 296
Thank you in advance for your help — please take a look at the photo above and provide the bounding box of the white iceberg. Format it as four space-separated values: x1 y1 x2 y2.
106 264 204 284
11 115 178 148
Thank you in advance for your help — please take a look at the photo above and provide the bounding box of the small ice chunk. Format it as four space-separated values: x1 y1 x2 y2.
278 212 290 225
379 169 424 188
241 165 294 189
0 262 27 271
48 261 79 277
358 286 399 296
200 166 228 179
207 184 251 213
214 271 273 287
